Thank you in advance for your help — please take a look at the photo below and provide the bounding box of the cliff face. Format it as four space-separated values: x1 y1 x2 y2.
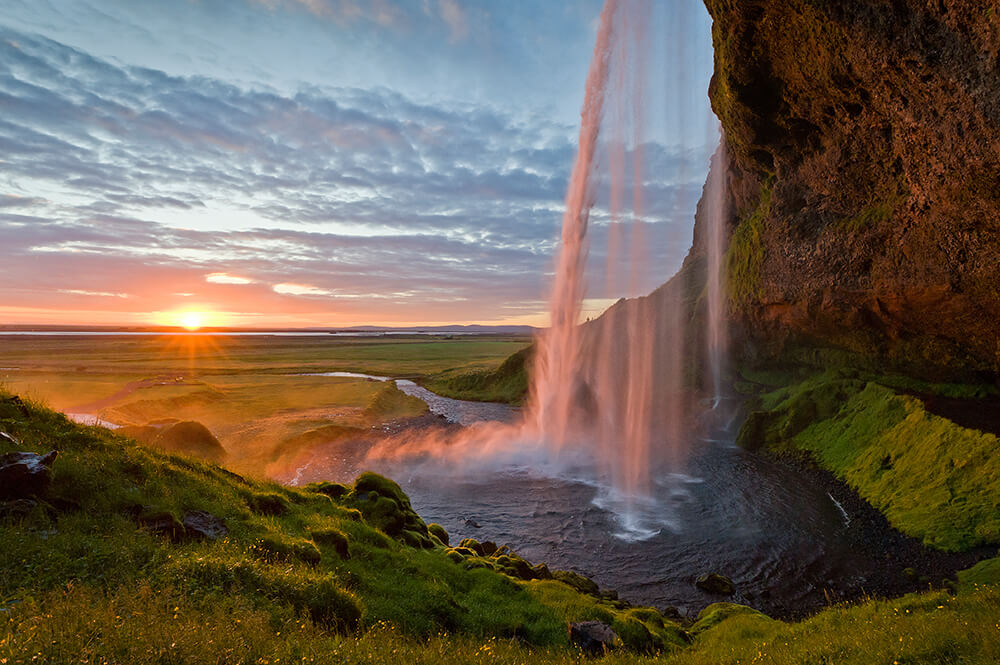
704 0 1000 378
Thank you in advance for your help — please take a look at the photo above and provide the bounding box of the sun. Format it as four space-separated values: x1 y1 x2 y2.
179 312 205 331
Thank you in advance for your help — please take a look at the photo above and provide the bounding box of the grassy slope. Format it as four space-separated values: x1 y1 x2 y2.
423 345 532 405
3 392 1000 663
737 369 1000 552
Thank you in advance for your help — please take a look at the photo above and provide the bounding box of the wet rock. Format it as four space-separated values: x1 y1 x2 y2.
0 451 58 499
569 621 618 655
464 518 482 529
703 0 1000 377
182 510 227 540
696 573 735 595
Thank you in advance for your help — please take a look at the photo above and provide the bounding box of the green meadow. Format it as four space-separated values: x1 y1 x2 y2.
2 389 1000 664
0 334 530 475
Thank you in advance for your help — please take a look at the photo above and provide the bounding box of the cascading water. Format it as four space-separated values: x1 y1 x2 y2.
525 0 727 536
358 0 727 542
704 142 729 408
525 0 618 453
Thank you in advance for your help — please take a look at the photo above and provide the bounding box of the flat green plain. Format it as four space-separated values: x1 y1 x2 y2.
0 334 530 475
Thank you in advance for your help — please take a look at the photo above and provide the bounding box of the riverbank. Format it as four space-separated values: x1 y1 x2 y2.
4 391 1000 664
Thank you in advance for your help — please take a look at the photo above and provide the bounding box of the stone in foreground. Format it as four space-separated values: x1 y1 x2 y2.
696 572 735 595
0 450 58 499
569 621 618 655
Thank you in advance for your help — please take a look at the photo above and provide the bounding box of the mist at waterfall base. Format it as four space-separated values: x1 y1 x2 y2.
362 0 728 543
279 1 956 616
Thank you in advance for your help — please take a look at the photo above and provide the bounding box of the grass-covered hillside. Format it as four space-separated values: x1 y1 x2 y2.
736 368 1000 552
423 345 533 405
3 389 1000 664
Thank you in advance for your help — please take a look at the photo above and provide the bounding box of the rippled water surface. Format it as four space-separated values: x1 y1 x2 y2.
288 387 897 617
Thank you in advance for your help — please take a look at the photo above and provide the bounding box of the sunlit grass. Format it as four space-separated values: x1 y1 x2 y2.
3 390 1000 664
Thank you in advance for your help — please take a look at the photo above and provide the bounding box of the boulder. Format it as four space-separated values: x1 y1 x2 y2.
532 563 554 580
427 522 449 546
569 621 618 655
0 451 58 499
138 509 226 541
183 510 227 540
138 510 186 541
696 573 735 595
553 569 601 597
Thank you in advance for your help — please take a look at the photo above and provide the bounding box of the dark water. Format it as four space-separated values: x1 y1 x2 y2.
285 391 952 618
393 434 864 618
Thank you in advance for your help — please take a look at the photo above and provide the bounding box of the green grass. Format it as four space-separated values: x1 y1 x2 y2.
424 346 532 405
4 391 1000 663
737 370 1000 551
0 334 528 476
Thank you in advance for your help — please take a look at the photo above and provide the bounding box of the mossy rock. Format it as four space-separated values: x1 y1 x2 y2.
458 538 481 553
354 472 412 509
494 554 535 581
696 573 735 595
310 528 350 559
464 558 494 571
253 535 322 566
444 548 466 564
307 481 351 500
136 509 185 541
150 421 226 462
360 495 407 536
401 528 434 549
611 617 661 654
427 522 449 545
246 492 291 516
349 472 431 543
532 563 554 580
552 569 600 596
690 603 771 635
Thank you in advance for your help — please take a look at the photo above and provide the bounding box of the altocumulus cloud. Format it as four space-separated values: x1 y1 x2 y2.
0 24 712 326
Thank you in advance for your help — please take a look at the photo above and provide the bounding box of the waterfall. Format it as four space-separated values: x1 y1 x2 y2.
704 141 729 408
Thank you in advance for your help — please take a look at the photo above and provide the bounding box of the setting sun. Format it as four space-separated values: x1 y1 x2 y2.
179 312 205 331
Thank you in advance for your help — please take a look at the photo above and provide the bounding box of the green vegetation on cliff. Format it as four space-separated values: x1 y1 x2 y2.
424 345 532 405
737 370 1000 551
725 180 772 309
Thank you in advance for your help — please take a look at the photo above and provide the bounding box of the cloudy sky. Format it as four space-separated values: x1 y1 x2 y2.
1 0 716 328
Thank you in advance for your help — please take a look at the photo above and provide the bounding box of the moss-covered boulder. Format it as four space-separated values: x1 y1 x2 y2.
552 569 600 597
427 522 449 546
696 573 735 595
690 603 772 635
310 527 350 559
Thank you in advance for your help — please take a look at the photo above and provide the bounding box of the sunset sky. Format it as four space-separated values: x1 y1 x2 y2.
1 0 716 329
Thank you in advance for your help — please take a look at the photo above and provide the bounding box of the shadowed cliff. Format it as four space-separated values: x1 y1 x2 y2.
703 0 1000 380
